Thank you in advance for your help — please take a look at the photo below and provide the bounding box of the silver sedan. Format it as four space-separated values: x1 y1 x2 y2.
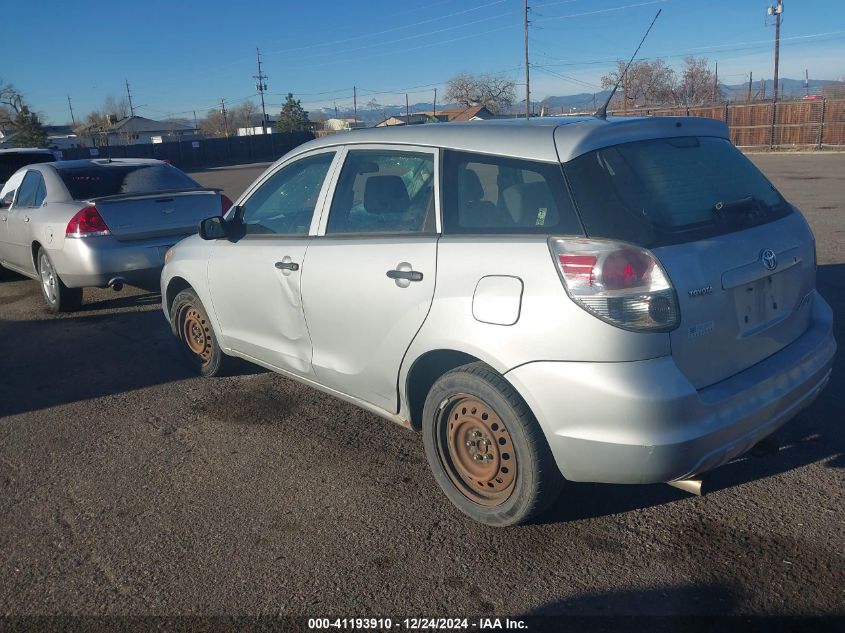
0 158 229 311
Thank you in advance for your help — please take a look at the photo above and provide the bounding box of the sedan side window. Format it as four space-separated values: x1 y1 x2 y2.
326 150 435 234
15 171 42 208
240 152 335 235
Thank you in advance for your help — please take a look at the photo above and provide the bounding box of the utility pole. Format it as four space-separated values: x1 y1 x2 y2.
524 0 530 119
768 0 783 103
125 79 135 116
193 110 198 130
747 72 753 102
334 102 338 118
433 88 437 118
353 86 357 125
714 61 719 103
254 47 269 134
67 95 76 126
406 93 410 118
805 68 809 96
221 99 229 137
761 79 766 100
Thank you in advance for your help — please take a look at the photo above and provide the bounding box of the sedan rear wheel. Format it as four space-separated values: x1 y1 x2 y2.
37 248 82 312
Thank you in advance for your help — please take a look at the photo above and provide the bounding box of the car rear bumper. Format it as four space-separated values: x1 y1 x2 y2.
52 235 184 289
505 292 836 484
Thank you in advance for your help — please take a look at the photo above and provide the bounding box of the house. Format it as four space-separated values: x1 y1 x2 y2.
376 105 495 127
105 115 199 145
322 117 367 132
237 115 278 136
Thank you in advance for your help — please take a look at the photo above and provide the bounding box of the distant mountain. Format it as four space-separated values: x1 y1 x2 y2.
312 78 844 122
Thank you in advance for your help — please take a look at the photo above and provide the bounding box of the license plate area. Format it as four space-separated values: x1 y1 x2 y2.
735 273 786 336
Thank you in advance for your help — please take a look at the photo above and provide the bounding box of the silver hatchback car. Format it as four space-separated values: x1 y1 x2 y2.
161 117 835 526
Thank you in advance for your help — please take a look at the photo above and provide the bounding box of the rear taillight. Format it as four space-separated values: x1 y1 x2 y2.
550 238 679 332
66 205 110 238
221 194 233 215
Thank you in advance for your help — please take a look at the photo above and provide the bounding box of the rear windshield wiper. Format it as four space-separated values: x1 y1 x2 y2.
713 196 771 224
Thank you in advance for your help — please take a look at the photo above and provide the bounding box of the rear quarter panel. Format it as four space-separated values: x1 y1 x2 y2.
399 236 671 414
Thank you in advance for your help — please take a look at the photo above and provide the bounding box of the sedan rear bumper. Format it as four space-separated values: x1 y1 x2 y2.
51 235 184 289
505 293 836 484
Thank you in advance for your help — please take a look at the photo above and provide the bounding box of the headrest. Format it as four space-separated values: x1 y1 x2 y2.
459 169 485 202
363 175 410 215
501 181 558 225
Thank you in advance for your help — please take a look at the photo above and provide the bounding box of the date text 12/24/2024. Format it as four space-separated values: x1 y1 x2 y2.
308 617 528 630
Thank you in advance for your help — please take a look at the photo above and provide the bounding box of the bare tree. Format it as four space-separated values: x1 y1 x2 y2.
103 95 131 121
198 108 229 137
1 80 25 130
365 98 390 122
675 57 719 106
230 102 260 132
601 59 675 109
445 72 516 114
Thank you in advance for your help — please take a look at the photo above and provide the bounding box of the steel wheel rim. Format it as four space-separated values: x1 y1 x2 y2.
437 394 517 506
39 254 57 304
179 305 213 364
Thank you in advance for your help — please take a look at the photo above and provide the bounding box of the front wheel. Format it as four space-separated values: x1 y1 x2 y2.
170 288 230 377
38 248 82 312
422 362 563 526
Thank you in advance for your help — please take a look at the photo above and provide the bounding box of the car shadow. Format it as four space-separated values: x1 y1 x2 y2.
77 291 163 312
540 262 843 523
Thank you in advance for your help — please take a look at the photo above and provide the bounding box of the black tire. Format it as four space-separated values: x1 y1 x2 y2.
37 247 82 312
170 288 231 377
422 362 563 526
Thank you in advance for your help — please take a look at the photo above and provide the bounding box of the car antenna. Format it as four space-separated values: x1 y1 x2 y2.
594 9 662 120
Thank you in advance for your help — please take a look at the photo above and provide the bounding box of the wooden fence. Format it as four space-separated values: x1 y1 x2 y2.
609 98 845 149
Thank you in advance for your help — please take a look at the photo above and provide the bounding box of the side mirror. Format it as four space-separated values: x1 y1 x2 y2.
0 192 14 209
199 216 228 240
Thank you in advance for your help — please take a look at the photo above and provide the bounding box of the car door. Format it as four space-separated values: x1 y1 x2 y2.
3 170 44 271
207 149 339 378
300 145 439 412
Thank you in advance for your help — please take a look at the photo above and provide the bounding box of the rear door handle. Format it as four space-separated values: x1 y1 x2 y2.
23 217 30 223
386 269 423 282
275 261 299 271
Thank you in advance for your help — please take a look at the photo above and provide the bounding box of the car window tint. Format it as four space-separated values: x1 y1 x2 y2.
326 150 434 235
564 136 791 248
442 150 581 235
241 152 335 235
15 171 41 208
58 163 200 200
33 175 47 207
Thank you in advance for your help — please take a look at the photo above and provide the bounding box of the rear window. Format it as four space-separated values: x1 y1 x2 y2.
58 163 200 200
442 150 581 235
0 152 54 183
564 136 791 248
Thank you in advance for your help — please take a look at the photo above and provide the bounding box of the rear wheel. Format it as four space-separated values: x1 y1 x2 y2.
37 248 82 312
422 362 563 526
170 288 230 377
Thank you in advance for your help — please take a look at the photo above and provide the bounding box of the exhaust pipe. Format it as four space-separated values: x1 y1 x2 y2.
668 479 704 496
107 277 126 292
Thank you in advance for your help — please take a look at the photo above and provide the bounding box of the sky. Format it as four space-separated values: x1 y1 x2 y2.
2 0 843 125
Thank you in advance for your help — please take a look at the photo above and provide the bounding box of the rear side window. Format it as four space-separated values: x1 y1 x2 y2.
58 163 200 200
0 152 54 183
442 150 581 235
15 171 44 208
564 136 791 248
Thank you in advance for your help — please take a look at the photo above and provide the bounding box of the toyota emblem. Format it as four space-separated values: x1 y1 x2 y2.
761 249 778 271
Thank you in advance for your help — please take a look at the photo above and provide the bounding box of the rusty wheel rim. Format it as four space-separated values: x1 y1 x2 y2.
438 395 516 506
179 305 213 365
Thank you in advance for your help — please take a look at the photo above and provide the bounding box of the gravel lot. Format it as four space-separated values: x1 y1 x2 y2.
0 153 843 623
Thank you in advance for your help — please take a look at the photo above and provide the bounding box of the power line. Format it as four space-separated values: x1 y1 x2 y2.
534 0 668 24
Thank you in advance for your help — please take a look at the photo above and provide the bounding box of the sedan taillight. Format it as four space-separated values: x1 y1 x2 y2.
66 205 111 238
550 237 679 332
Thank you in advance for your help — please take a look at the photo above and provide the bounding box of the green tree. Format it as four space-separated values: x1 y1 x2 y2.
276 93 310 133
12 106 47 147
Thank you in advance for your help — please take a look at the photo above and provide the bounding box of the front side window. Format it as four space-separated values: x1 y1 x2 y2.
241 152 335 235
326 150 435 234
15 171 43 208
442 150 581 235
